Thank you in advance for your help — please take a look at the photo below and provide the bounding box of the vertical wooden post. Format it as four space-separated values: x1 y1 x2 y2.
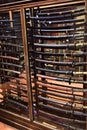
84 0 87 129
9 11 13 28
20 8 33 121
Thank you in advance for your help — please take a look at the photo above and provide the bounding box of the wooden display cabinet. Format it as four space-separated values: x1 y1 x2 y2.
0 0 87 130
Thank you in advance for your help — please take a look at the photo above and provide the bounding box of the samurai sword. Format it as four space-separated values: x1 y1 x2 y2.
35 59 87 67
0 68 21 74
36 74 85 89
0 62 23 68
34 43 87 49
5 93 27 101
36 73 87 85
38 88 87 102
0 50 23 56
36 81 86 95
39 110 85 130
0 56 19 61
39 102 86 120
0 20 15 22
0 74 26 81
0 35 17 39
0 91 25 101
39 110 85 125
31 11 86 21
38 18 85 25
9 87 27 95
33 33 87 40
38 98 87 117
8 81 27 89
4 98 28 109
30 14 84 21
36 66 87 75
38 8 84 16
0 42 23 48
0 28 21 32
40 27 85 33
38 96 85 114
38 10 85 19
29 22 85 30
33 51 87 57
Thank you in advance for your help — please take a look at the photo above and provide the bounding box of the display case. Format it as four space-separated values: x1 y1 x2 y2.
0 0 87 130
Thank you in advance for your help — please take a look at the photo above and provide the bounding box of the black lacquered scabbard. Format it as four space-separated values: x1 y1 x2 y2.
36 67 87 76
39 18 84 24
38 96 87 117
0 62 23 68
38 8 84 16
5 98 28 109
35 59 87 67
34 43 87 49
29 22 85 30
39 109 85 130
0 55 20 61
38 88 87 102
9 81 27 89
36 80 87 92
0 35 17 39
40 27 84 33
0 42 23 48
34 51 87 57
0 68 21 74
0 20 15 22
33 33 87 40
39 110 85 125
0 50 23 56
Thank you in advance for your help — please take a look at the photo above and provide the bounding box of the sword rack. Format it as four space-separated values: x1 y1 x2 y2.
0 0 87 130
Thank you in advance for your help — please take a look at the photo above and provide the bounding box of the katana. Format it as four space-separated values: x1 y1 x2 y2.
38 18 84 25
34 43 87 49
30 14 84 21
0 35 17 39
0 28 22 34
0 62 23 68
0 75 26 81
0 50 23 56
39 110 85 125
4 98 28 109
1 102 22 112
38 101 87 117
9 87 27 95
38 10 85 19
5 93 27 101
0 20 15 22
36 81 86 95
36 73 87 85
33 33 87 40
38 8 84 16
35 59 87 67
32 11 86 22
36 67 87 76
38 95 79 108
29 22 85 30
40 27 85 33
0 42 23 48
38 88 87 102
0 68 21 74
9 81 27 89
33 51 87 57
0 55 20 61
39 110 85 130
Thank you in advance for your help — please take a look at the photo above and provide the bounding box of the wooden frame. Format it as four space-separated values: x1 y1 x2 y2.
0 0 86 130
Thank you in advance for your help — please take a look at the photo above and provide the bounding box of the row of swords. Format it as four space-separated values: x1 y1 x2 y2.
0 13 29 115
27 4 87 130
